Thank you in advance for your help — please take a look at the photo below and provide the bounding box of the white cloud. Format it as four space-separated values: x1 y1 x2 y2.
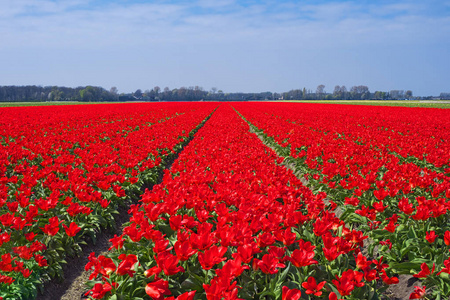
1 0 448 49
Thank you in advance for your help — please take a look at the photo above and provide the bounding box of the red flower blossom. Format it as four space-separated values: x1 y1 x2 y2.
413 263 435 278
21 268 33 278
13 245 32 260
373 256 389 273
257 232 276 248
0 274 14 285
437 258 450 275
444 231 450 246
63 222 81 237
34 254 48 267
425 231 437 243
255 254 286 274
398 197 414 215
268 246 285 259
198 245 227 270
332 269 364 296
373 189 388 201
85 283 112 299
144 266 162 278
215 256 249 279
169 215 183 231
409 286 426 299
116 254 138 277
355 252 372 270
41 216 61 236
384 220 398 233
166 291 196 300
275 228 297 246
174 240 197 261
282 286 302 300
329 292 343 300
190 223 216 250
287 248 318 268
145 278 171 299
380 270 399 285
153 237 173 254
344 196 359 206
156 252 185 276
373 200 388 213
109 234 125 250
24 232 36 241
302 276 326 296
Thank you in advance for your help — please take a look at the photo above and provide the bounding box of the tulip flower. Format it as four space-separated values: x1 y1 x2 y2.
302 276 326 296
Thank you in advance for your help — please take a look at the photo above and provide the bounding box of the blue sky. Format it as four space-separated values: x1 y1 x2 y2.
1 0 449 96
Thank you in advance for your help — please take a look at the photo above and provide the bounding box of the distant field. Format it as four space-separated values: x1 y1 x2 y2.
278 100 450 108
0 101 118 107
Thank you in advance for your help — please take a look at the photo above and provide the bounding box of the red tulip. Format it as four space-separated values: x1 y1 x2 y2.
413 263 435 278
63 222 81 237
288 248 318 268
85 283 112 300
156 252 185 276
255 254 286 274
444 231 450 246
41 216 61 236
145 279 171 300
425 231 437 243
116 254 138 277
282 286 302 300
409 286 426 299
198 245 227 270
302 276 326 296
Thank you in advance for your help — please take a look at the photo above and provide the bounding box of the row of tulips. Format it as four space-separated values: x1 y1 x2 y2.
235 103 450 171
85 104 401 300
233 102 450 299
0 103 217 299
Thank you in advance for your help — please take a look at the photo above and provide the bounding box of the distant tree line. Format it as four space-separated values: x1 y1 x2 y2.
1 84 443 102
134 85 417 101
281 85 415 101
120 86 278 102
0 85 119 102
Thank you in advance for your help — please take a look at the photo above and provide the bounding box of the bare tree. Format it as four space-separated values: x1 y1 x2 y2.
110 86 118 95
405 90 413 99
350 85 370 99
390 90 404 100
316 85 325 99
110 87 119 100
178 87 187 99
333 85 341 99
194 86 203 98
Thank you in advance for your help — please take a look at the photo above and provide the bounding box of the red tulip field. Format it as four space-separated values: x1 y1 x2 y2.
0 102 449 300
